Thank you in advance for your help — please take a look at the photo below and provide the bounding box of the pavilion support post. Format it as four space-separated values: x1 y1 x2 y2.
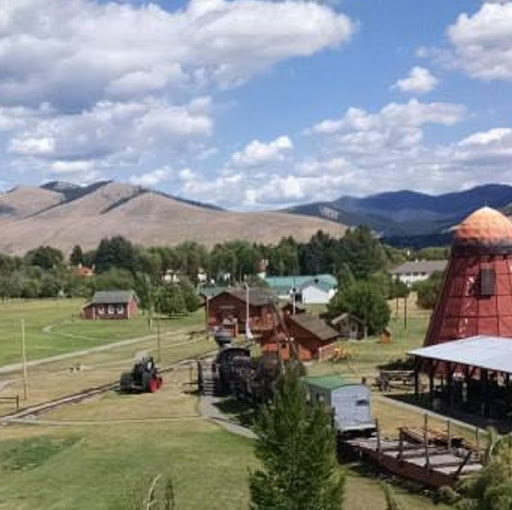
424 414 430 468
482 369 489 417
398 427 404 460
447 419 452 452
429 362 435 407
414 358 420 400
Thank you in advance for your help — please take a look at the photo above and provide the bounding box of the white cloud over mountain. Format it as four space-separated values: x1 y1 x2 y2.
231 136 293 167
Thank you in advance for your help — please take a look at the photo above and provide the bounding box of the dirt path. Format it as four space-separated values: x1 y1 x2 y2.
0 327 196 375
199 395 256 439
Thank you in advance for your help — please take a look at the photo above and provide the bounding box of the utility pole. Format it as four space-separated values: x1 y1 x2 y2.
21 319 28 400
156 317 161 363
244 282 252 341
404 295 408 330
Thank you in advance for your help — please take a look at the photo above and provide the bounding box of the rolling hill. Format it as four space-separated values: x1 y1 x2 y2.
0 181 347 255
288 184 512 241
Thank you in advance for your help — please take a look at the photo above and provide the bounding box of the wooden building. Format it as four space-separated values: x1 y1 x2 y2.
331 313 365 340
206 288 277 335
424 206 512 348
259 313 340 362
82 290 138 320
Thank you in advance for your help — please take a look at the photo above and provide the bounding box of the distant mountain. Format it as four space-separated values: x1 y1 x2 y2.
287 184 512 242
0 181 347 255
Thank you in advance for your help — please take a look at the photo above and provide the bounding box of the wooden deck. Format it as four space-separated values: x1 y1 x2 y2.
345 436 482 488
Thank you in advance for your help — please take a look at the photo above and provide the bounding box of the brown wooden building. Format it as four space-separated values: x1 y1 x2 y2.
281 302 306 316
82 290 139 320
259 313 339 362
206 288 277 335
330 313 366 340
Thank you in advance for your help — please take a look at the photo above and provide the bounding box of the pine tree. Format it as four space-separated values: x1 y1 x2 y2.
249 364 344 510
69 245 84 266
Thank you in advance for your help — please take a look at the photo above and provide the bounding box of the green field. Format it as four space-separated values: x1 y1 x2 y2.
0 299 204 366
0 296 452 509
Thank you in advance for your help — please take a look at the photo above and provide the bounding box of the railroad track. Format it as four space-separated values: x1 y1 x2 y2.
0 353 216 424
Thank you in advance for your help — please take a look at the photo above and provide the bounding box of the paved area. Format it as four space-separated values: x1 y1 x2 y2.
199 395 256 439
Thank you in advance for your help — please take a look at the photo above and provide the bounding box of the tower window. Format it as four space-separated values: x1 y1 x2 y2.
480 268 496 296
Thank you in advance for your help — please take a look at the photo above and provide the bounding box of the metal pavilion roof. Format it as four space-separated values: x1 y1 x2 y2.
409 335 512 374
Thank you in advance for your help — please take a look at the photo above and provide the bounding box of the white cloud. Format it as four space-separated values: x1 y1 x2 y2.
0 0 354 183
8 98 213 163
448 2 512 80
50 160 95 174
0 0 354 109
392 66 438 93
309 99 465 157
231 135 293 167
129 167 171 187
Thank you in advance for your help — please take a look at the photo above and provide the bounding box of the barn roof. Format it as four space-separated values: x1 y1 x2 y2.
454 206 512 247
90 290 137 304
226 287 277 307
409 335 512 374
302 374 359 391
288 314 339 342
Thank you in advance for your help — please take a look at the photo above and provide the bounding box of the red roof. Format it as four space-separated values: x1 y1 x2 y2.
454 206 512 246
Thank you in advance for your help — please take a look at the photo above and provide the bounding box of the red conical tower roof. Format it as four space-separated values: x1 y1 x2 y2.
454 206 512 248
424 206 512 347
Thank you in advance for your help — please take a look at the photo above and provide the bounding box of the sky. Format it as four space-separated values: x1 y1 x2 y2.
1 0 512 209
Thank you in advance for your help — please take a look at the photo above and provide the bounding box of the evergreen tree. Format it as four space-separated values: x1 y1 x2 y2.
69 245 84 266
249 364 344 510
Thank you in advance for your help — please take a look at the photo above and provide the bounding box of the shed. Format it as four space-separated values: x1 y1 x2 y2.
331 313 365 340
302 374 375 434
82 290 138 320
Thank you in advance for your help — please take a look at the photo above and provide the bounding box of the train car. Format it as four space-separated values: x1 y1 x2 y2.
302 374 376 438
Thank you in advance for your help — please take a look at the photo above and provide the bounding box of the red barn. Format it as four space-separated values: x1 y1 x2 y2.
260 313 339 362
207 288 277 334
425 207 512 347
82 290 138 320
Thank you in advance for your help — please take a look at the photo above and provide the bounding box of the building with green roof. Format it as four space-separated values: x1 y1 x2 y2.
302 374 375 434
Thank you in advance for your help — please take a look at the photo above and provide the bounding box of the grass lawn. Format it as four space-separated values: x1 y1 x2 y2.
0 299 204 366
0 294 452 509
0 367 447 510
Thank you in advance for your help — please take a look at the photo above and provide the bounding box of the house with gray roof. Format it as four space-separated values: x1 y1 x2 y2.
390 260 447 287
82 290 139 320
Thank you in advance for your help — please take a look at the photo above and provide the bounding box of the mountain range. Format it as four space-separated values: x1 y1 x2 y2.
0 181 347 255
287 184 512 242
1 181 511 255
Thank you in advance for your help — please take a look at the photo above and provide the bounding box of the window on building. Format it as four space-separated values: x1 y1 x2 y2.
116 305 125 314
108 305 115 315
480 268 496 296
356 399 369 407
97 306 105 315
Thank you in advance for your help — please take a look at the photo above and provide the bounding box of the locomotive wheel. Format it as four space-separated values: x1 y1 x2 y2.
157 377 163 389
148 377 159 393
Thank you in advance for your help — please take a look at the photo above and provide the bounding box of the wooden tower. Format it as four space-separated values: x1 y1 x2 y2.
424 206 512 347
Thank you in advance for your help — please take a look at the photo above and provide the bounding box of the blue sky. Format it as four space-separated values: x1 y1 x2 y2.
1 0 512 209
